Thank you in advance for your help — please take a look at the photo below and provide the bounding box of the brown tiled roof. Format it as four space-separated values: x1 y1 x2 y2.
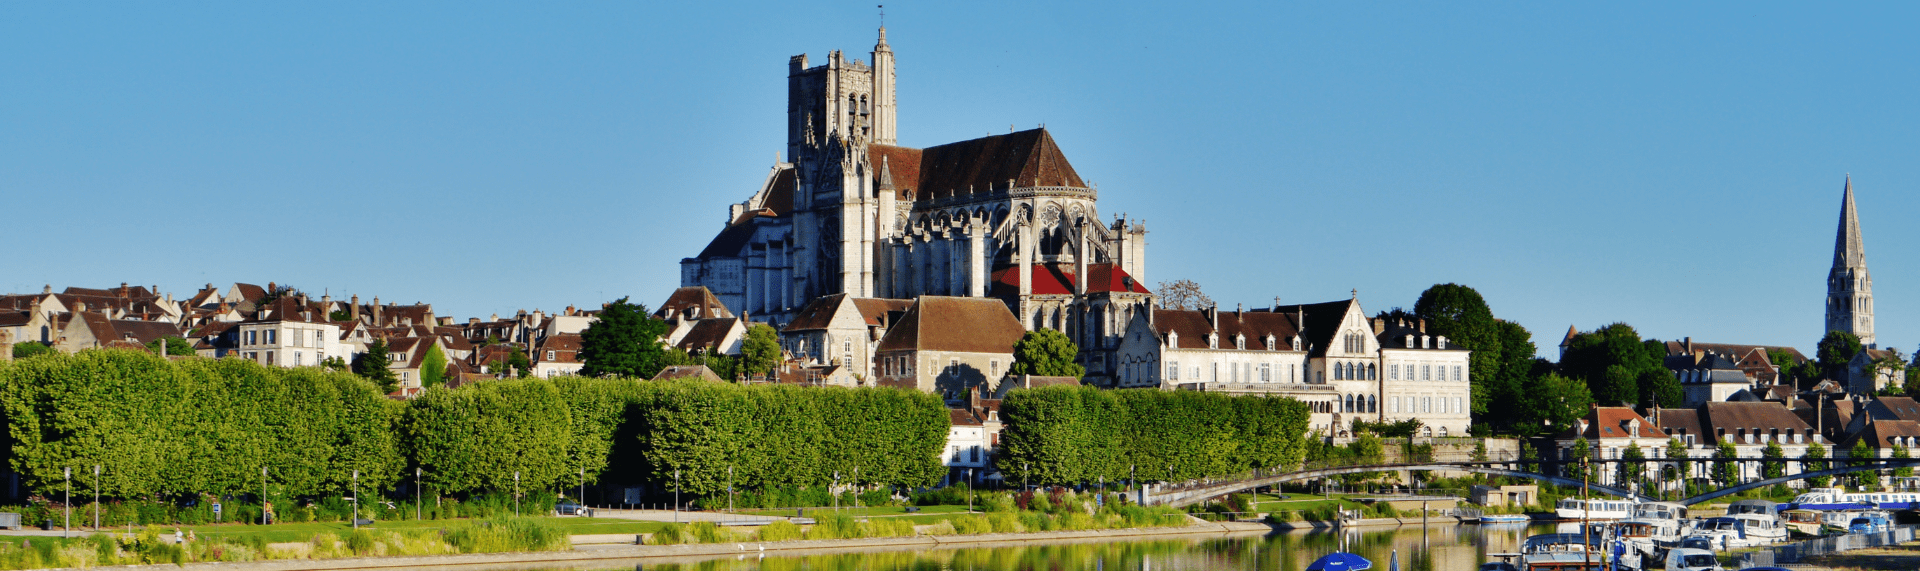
852 298 912 328
655 287 732 321
868 128 1087 203
1868 397 1920 422
1249 299 1361 358
1653 408 1703 440
675 318 740 352
1664 340 1808 364
1150 308 1301 351
537 333 583 364
876 296 1025 354
783 294 849 332
950 407 983 427
1701 401 1816 440
763 167 795 217
0 312 30 327
233 283 268 302
1841 420 1920 449
653 365 723 382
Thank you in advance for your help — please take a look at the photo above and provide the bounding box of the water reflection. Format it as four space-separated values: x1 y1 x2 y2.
508 523 1567 571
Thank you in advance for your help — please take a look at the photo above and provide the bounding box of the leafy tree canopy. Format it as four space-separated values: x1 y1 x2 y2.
1559 323 1668 408
738 323 782 379
1413 284 1501 418
1009 329 1085 379
354 339 398 394
145 336 194 356
421 343 447 388
1817 330 1864 380
578 297 671 379
1519 373 1593 436
11 342 54 360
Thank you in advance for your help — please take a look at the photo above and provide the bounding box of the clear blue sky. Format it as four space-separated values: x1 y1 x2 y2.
5 2 1916 358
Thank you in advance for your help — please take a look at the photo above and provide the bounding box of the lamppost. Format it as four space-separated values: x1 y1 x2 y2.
673 470 681 523
262 466 269 525
832 471 840 512
514 471 521 517
92 465 100 531
415 467 423 521
728 466 734 513
63 467 70 538
965 468 973 513
578 467 585 516
351 470 360 530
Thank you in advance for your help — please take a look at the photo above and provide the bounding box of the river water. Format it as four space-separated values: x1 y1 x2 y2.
488 522 1573 571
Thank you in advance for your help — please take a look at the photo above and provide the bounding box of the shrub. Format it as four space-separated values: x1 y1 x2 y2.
345 529 376 555
755 520 803 541
649 524 686 545
806 513 862 540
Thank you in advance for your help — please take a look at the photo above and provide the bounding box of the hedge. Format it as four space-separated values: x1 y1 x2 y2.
997 385 1310 486
0 350 948 501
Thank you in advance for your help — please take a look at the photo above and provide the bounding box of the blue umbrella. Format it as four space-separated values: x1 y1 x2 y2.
1307 552 1373 571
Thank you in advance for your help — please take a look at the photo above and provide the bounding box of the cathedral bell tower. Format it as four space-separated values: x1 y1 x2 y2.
1826 175 1876 348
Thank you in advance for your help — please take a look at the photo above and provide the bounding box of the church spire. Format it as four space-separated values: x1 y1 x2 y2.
1834 174 1865 268
877 155 896 191
1826 175 1876 349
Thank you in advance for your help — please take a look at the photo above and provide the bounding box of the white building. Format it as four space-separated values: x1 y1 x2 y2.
234 298 348 368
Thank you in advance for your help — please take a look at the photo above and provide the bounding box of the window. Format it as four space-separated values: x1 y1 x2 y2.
1422 365 1431 381
266 351 275 365
1231 362 1239 382
1389 363 1398 380
1423 397 1431 413
1168 362 1179 381
1454 365 1462 381
1454 397 1463 414
294 352 302 366
316 331 324 347
246 331 257 345
1345 394 1354 412
949 359 959 378
547 351 556 361
266 330 276 344
1211 362 1219 381
991 360 1000 379
1260 363 1271 382
1367 395 1376 413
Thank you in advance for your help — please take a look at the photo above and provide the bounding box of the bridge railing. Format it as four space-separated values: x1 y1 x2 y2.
1737 524 1917 567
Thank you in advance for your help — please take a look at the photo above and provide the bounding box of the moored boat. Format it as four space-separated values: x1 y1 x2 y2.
1554 498 1634 521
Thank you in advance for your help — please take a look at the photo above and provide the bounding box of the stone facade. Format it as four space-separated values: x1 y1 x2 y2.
679 28 1152 382
1826 176 1876 348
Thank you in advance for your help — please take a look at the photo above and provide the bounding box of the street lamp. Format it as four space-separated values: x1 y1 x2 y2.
92 465 100 531
728 466 735 513
262 466 269 525
351 470 360 530
673 470 681 523
514 471 521 517
63 467 70 538
578 467 585 517
415 467 423 521
965 468 973 513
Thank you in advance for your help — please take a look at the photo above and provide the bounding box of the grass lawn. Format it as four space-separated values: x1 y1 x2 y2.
734 504 975 519
74 517 672 544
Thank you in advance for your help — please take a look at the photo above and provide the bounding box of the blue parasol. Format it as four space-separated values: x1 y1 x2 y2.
1307 552 1374 571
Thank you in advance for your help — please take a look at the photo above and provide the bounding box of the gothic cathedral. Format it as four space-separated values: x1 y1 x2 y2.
680 28 1153 372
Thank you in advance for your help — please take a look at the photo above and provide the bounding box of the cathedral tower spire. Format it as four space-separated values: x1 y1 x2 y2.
1826 175 1876 347
871 26 897 145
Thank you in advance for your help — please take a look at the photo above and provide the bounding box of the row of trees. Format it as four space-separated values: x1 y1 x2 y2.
997 385 1311 486
1559 437 1914 495
578 297 782 381
0 349 949 499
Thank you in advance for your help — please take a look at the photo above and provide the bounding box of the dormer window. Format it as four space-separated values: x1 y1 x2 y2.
1167 331 1178 347
1208 334 1218 349
1404 335 1415 348
1292 336 1302 351
1235 335 1245 350
1265 335 1276 350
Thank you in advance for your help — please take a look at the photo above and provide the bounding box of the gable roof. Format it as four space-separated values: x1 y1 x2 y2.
675 318 741 352
1653 408 1703 440
1664 340 1808 364
852 298 913 327
1842 419 1920 450
655 286 733 321
868 128 1086 202
1573 407 1667 439
1247 299 1359 358
783 294 851 332
653 365 724 382
876 296 1025 354
1867 397 1920 422
1701 401 1817 441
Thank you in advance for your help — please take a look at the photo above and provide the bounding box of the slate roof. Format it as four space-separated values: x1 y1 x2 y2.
876 296 1025 354
1867 397 1920 422
1664 340 1808 364
867 128 1086 202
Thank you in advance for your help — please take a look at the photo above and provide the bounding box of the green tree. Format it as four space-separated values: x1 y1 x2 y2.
1569 439 1596 482
1804 441 1832 488
354 339 399 394
1519 440 1539 473
1413 284 1501 418
1666 438 1690 495
144 336 193 356
1490 320 1538 432
1009 329 1085 379
1558 323 1668 408
329 309 351 322
1712 441 1739 487
12 342 55 359
1762 441 1786 480
1768 348 1804 386
1850 439 1879 490
420 343 447 388
1893 445 1913 479
579 297 671 379
1817 330 1864 381
738 323 782 379
1519 373 1592 435
322 356 349 371
1618 442 1646 486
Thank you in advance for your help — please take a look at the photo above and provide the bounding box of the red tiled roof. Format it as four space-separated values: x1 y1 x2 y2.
1577 407 1666 439
989 263 1150 297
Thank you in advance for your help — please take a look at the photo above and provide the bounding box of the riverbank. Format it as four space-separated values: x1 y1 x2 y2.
73 518 1273 571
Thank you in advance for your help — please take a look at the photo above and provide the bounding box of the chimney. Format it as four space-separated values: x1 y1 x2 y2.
43 285 51 294
566 305 576 316
1684 337 1692 354
469 318 480 325
1372 318 1386 336
75 301 86 313
350 295 361 322
1203 305 1218 331
372 297 382 325
1417 319 1427 334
